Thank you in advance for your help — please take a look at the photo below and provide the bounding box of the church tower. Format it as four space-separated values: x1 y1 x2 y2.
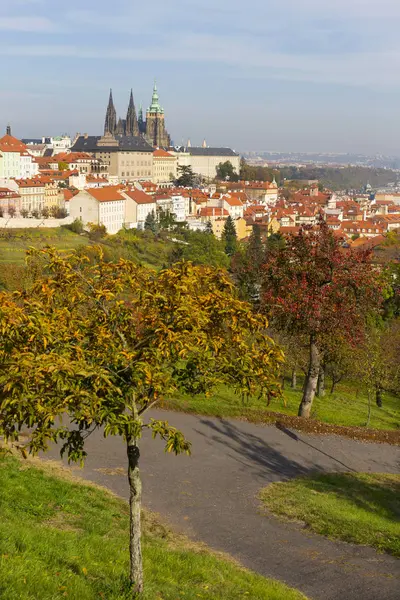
126 90 139 136
104 89 117 135
145 82 171 148
138 104 146 135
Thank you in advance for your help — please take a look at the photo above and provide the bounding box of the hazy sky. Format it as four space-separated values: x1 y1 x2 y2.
1 0 399 154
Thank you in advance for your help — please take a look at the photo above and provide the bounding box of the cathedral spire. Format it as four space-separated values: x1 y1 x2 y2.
104 88 117 135
126 89 139 136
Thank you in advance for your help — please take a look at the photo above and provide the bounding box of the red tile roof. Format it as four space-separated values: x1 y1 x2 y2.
124 189 156 205
87 187 125 203
0 134 27 153
153 149 174 158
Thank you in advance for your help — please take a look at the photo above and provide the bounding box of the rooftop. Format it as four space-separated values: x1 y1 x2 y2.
72 135 154 153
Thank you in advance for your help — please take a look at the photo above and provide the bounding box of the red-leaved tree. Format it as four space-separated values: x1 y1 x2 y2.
261 222 384 417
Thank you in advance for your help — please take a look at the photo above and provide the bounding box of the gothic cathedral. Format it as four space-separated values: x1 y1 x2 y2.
104 83 171 148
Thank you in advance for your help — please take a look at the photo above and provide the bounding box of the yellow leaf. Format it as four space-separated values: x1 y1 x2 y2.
82 567 88 576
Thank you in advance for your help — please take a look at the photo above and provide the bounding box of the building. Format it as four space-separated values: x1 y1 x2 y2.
0 187 21 214
103 84 171 149
153 149 177 184
71 133 154 183
0 128 38 180
172 146 240 181
69 187 126 234
123 188 157 228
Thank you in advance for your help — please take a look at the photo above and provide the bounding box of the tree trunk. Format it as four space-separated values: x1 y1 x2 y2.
282 375 285 390
291 368 297 389
298 336 320 418
376 387 383 408
127 439 143 595
366 390 372 427
317 365 325 397
330 379 337 395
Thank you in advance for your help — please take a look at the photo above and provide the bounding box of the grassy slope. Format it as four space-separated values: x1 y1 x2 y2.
165 378 400 431
0 228 89 265
260 473 400 556
0 456 306 600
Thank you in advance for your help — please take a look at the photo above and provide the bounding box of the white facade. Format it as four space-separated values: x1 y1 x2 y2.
171 195 186 222
98 200 125 234
172 149 241 181
69 188 126 234
0 150 38 180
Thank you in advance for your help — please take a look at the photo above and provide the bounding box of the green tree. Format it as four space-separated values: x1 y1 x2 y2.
232 224 264 302
0 248 283 596
216 161 238 181
157 208 176 231
20 208 29 218
205 220 213 234
144 210 158 234
176 165 195 187
222 216 237 257
41 206 50 219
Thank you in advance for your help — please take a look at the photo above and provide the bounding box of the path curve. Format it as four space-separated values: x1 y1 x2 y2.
45 410 400 600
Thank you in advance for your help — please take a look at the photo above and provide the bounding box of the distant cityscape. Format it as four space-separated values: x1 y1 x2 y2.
0 85 399 248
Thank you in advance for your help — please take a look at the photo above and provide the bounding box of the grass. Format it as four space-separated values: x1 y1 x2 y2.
0 455 306 600
260 472 400 556
0 228 89 265
165 378 400 431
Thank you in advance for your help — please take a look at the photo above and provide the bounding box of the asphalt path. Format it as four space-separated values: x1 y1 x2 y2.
44 410 400 600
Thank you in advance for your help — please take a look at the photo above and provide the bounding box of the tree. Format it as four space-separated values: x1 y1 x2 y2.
41 206 50 219
87 222 107 240
0 248 283 596
205 220 213 234
231 224 265 302
7 205 16 218
20 208 29 218
222 216 237 257
58 161 69 171
0 206 3 218
216 161 238 181
144 210 158 234
157 208 176 231
168 230 229 269
176 165 195 187
31 209 40 219
261 223 384 417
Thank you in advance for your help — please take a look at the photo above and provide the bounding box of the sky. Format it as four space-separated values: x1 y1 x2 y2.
1 0 400 154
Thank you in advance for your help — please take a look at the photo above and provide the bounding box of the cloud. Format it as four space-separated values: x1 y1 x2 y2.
2 33 400 88
0 17 54 32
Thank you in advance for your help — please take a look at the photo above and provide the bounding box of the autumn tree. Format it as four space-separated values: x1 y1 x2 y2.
261 223 383 417
0 248 283 597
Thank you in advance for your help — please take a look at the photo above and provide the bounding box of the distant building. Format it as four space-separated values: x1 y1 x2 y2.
171 146 240 181
153 149 177 184
104 84 171 149
71 133 154 183
69 187 126 234
0 128 38 180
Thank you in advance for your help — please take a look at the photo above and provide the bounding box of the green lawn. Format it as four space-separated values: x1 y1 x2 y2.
0 455 306 600
165 379 400 431
260 473 400 556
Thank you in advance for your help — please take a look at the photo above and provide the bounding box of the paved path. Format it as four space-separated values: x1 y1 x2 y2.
45 410 400 600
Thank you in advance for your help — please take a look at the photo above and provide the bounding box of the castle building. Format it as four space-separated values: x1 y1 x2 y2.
103 83 171 149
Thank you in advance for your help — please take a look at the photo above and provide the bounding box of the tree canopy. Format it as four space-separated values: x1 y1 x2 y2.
261 223 384 417
0 247 283 596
